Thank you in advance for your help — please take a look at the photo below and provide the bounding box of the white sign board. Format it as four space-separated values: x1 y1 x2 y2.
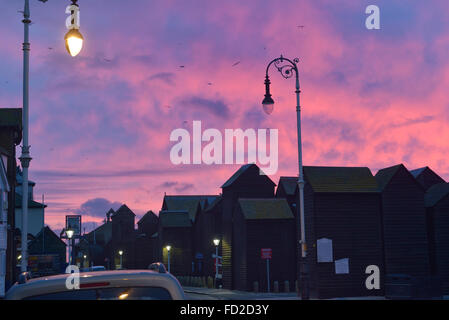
317 238 333 262
335 258 349 274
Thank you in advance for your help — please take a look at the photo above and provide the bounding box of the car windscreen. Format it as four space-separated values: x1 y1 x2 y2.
23 286 172 300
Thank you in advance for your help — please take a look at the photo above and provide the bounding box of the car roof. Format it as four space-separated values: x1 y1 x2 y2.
6 270 184 300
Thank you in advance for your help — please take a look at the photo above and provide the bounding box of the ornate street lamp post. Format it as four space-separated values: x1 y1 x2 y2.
263 55 309 299
19 0 84 273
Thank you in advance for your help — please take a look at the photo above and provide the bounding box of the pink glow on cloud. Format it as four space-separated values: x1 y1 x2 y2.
2 0 449 232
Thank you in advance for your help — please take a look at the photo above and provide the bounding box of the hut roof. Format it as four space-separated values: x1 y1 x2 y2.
32 226 66 247
238 198 294 220
137 210 158 225
425 183 449 207
221 163 275 188
304 166 378 193
163 195 218 221
159 210 192 227
112 204 135 217
375 164 402 191
15 193 47 209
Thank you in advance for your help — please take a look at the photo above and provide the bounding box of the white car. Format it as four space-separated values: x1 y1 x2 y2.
5 270 185 300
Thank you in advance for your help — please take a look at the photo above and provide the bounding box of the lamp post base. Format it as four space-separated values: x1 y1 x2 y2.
299 259 310 300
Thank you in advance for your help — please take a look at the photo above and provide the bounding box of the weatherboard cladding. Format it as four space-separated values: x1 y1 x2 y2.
220 164 276 290
245 219 297 292
375 164 430 278
159 210 192 228
301 166 384 299
230 199 296 291
425 183 449 294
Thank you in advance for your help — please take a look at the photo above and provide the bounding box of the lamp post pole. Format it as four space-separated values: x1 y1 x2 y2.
118 250 123 269
18 0 84 274
19 0 33 274
166 246 171 273
262 55 309 299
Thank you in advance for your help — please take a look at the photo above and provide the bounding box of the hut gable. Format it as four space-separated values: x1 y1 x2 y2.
221 163 276 190
411 166 446 191
85 221 112 245
304 166 378 193
238 199 294 220
425 183 449 208
376 164 424 192
276 177 297 197
29 226 66 252
137 210 159 237
112 204 135 217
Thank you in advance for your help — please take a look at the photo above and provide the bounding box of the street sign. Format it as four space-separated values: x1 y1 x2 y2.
261 248 272 292
261 248 272 259
65 215 82 237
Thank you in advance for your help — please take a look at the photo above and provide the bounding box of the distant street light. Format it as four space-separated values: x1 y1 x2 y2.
213 239 220 288
263 55 309 299
118 250 123 269
166 245 171 273
19 0 85 273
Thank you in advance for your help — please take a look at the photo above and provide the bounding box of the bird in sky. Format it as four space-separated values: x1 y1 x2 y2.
232 61 241 67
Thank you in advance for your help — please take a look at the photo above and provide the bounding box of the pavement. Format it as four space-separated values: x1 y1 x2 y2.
183 286 300 300
183 286 390 300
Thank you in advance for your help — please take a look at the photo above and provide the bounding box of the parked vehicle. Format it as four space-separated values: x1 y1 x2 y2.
5 270 185 300
80 266 106 272
148 262 167 273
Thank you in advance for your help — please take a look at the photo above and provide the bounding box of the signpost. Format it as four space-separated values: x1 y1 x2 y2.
212 253 223 281
65 215 81 265
261 248 272 292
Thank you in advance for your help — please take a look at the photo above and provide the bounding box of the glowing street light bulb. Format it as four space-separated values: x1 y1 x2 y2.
64 28 84 57
66 229 74 239
213 239 220 246
118 250 123 256
166 245 171 252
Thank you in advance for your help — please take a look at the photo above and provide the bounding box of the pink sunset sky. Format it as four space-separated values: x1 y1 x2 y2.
1 0 449 233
